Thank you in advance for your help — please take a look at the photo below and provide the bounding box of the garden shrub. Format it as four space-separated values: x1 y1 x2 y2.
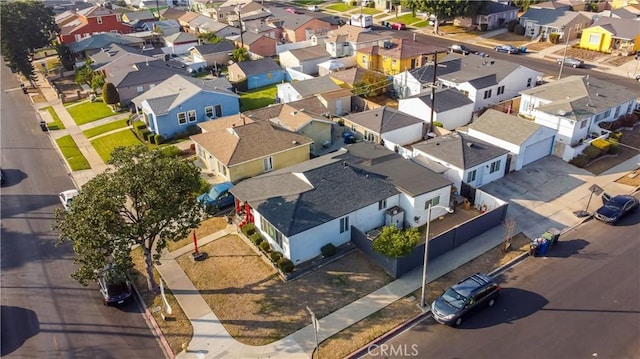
608 143 620 155
277 258 294 273
506 20 519 32
367 1 374 7
514 24 525 35
582 145 602 160
250 232 263 245
321 243 337 258
433 121 444 128
241 222 256 236
259 240 271 253
350 0 357 6
154 134 163 145
159 145 181 158
134 121 147 132
549 33 560 44
591 138 610 152
611 131 623 140
569 154 589 168
270 251 283 262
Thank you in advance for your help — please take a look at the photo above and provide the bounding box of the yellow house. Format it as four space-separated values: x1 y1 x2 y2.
580 17 640 54
356 39 448 75
609 0 639 9
191 119 312 183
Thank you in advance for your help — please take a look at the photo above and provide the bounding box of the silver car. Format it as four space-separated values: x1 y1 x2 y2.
494 44 519 54
557 57 584 68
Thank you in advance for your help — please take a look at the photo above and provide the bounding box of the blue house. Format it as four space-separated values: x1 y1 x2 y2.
227 58 284 90
131 74 239 139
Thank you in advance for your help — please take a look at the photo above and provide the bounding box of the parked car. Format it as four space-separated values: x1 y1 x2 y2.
197 182 235 213
96 265 132 306
285 8 297 14
308 5 320 12
494 44 519 54
391 22 406 30
557 57 584 68
594 193 639 224
431 272 501 327
59 189 79 211
449 44 472 55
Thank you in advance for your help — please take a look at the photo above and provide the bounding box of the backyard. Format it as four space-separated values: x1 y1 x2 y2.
239 85 278 112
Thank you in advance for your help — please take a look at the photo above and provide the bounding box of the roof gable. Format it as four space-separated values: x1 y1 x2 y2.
346 106 423 134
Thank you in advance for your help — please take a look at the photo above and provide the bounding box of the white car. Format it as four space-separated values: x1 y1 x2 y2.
59 189 79 211
308 5 320 12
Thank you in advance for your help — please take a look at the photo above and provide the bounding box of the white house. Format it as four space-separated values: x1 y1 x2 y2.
398 88 474 130
467 109 557 171
277 76 342 104
518 75 638 161
279 45 332 75
413 132 509 192
393 54 542 111
229 143 453 264
324 24 391 58
342 106 424 152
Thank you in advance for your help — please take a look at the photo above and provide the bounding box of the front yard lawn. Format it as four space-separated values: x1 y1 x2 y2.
239 85 277 112
326 3 354 12
83 119 129 139
55 135 91 170
66 101 116 125
349 7 381 15
393 13 422 24
40 106 65 130
90 129 144 162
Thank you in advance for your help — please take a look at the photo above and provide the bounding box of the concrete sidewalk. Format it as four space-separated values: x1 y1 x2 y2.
156 154 639 359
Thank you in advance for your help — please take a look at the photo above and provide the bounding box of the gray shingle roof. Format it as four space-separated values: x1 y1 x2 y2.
192 41 235 55
232 58 281 77
520 75 637 121
68 33 144 53
123 10 155 22
477 1 519 15
268 7 315 30
468 109 544 146
286 45 331 62
290 76 341 98
410 88 473 112
346 106 423 134
520 8 585 27
591 17 640 40
435 55 524 88
413 132 509 170
110 60 183 88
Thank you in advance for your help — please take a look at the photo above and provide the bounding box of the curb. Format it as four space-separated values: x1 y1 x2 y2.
131 281 175 359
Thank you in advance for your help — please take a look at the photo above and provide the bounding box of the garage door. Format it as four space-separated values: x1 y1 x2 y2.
522 136 553 166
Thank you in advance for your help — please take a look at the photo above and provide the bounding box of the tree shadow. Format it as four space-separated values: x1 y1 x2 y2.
0 168 28 187
0 305 40 356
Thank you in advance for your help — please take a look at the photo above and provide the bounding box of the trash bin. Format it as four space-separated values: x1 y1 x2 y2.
542 228 561 247
519 46 527 53
538 239 550 256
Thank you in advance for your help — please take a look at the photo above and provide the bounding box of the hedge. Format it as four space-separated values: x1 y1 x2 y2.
259 240 271 253
506 19 519 32
582 145 602 160
569 154 589 168
277 258 294 273
241 223 256 236
321 243 336 258
250 232 263 245
270 251 283 262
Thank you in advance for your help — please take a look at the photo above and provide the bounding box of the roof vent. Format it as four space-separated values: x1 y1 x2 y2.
466 142 473 148
558 110 566 116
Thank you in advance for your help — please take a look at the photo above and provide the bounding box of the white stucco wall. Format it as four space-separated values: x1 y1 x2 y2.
382 122 424 146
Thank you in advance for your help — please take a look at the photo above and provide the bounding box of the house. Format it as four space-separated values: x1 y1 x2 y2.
455 1 519 31
398 88 474 130
177 11 202 31
211 0 254 24
196 20 240 38
67 33 144 58
229 31 277 58
279 45 332 75
317 56 357 76
229 142 453 264
56 5 133 44
227 58 284 90
131 74 239 139
467 109 557 172
89 43 163 73
413 132 509 193
242 18 281 40
158 7 187 22
579 17 640 54
277 76 342 104
324 25 391 58
163 32 199 54
105 60 185 107
122 10 156 25
268 7 333 42
356 38 446 75
189 41 236 70
518 75 639 161
225 0 272 26
141 19 181 36
519 8 592 40
342 106 425 152
329 66 378 88
191 121 313 183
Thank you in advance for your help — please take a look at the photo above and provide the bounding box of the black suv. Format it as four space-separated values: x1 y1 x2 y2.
97 267 133 306
431 273 500 326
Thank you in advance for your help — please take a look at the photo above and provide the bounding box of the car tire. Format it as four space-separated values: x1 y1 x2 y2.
488 298 495 307
572 64 577 68
454 317 463 327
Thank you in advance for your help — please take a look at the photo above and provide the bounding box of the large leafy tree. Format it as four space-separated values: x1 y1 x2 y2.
231 47 249 62
372 225 421 258
54 146 204 293
0 1 58 79
102 82 119 105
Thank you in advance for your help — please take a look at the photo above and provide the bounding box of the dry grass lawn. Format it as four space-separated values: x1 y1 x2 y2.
176 236 392 345
166 217 228 252
525 41 553 51
605 55 636 66
584 127 640 175
616 168 640 187
554 47 607 61
317 233 531 359
488 32 530 46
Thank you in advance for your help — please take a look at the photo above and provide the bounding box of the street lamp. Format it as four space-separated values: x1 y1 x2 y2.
420 203 453 309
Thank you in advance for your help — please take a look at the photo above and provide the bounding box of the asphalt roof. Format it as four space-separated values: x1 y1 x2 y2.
230 58 281 77
346 106 423 134
286 45 331 62
413 132 509 170
230 143 452 237
468 109 544 146
192 41 235 55
109 60 184 88
409 88 474 112
68 33 144 53
520 8 586 27
590 17 640 40
290 76 341 98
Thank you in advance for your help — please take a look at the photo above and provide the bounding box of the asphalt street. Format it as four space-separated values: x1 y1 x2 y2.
363 197 640 359
0 64 166 358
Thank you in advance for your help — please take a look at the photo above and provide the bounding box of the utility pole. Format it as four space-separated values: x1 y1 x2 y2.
236 4 244 48
429 52 439 137
558 27 572 80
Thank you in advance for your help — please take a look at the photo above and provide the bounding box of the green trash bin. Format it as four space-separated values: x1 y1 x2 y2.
541 228 561 247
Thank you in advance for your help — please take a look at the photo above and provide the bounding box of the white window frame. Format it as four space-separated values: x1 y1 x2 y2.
177 112 187 125
490 159 501 174
187 110 197 123
136 85 144 93
339 216 350 233
263 156 273 172
467 169 477 182
425 196 440 209
205 106 214 118
378 199 386 210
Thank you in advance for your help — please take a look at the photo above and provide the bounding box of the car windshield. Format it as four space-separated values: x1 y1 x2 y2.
207 187 222 198
106 282 129 296
441 288 467 309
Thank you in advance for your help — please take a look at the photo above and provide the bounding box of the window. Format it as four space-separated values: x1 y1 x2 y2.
378 199 387 210
425 196 440 209
187 110 196 123
410 58 417 69
490 160 501 173
392 59 397 67
116 14 122 22
580 120 587 128
362 55 368 64
205 106 214 118
483 89 492 99
177 112 186 125
260 217 283 249
149 84 155 89
136 86 144 94
340 216 350 233
588 33 600 45
603 109 611 119
110 30 118 33
527 78 532 87
215 104 222 117
497 86 505 95
614 106 620 118
97 16 102 24
467 169 477 182
263 156 273 172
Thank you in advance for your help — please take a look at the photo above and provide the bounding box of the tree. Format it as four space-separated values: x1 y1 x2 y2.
102 82 119 105
0 1 58 79
511 0 544 12
372 225 421 258
91 73 105 91
75 60 94 85
55 43 75 71
198 32 224 44
405 0 487 33
231 47 249 62
53 146 204 293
